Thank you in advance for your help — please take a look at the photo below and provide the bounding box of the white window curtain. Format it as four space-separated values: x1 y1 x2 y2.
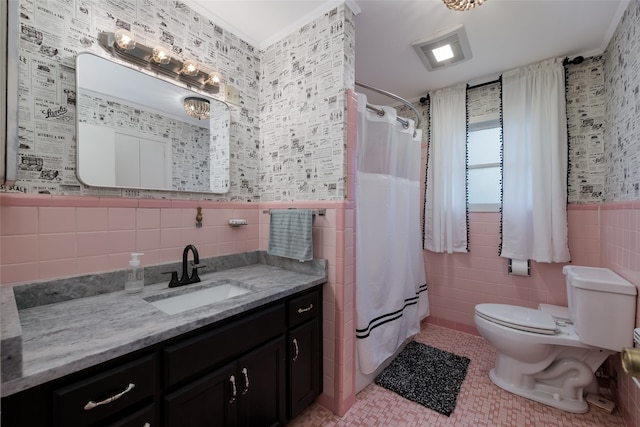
501 57 570 263
424 84 468 253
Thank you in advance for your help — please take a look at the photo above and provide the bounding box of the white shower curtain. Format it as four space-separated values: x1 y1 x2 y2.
355 93 429 375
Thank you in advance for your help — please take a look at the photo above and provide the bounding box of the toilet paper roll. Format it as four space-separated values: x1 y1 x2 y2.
622 348 640 378
508 258 530 276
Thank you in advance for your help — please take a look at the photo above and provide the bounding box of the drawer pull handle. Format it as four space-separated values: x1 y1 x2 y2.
83 383 135 410
292 338 299 362
229 375 237 403
242 367 250 395
297 304 313 313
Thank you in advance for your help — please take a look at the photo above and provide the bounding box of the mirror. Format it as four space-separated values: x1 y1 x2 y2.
75 52 230 193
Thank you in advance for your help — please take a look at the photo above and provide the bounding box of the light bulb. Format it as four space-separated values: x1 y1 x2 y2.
114 29 136 50
206 72 221 86
152 46 171 64
182 59 199 76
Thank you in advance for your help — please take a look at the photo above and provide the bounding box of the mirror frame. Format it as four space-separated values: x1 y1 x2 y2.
2 0 19 186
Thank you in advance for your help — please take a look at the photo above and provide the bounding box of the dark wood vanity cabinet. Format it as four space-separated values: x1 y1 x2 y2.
1 285 322 427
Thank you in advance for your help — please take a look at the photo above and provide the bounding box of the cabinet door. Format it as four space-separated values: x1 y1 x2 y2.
237 336 286 427
164 362 237 427
106 403 155 427
288 318 321 419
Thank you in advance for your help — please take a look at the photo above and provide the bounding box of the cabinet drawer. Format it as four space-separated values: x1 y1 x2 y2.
164 303 285 388
53 355 155 427
288 288 320 327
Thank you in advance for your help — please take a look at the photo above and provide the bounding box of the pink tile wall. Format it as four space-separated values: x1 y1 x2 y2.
426 212 564 334
0 194 260 285
0 192 354 418
600 201 640 427
423 205 601 335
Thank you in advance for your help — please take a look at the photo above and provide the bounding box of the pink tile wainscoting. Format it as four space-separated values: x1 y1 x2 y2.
600 201 640 427
0 194 261 284
2 192 639 425
0 194 355 418
424 207 600 333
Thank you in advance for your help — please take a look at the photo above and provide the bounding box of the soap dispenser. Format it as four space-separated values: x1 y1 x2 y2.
125 253 145 294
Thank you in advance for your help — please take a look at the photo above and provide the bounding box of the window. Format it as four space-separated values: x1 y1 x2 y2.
467 121 501 212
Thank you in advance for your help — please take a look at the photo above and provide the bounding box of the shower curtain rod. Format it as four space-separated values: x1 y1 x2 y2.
355 80 422 131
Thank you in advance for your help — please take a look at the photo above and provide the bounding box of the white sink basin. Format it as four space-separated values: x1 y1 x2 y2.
146 281 251 315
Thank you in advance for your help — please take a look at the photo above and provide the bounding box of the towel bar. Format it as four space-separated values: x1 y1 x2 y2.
262 208 326 216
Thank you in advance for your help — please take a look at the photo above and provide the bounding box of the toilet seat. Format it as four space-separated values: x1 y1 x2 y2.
475 304 559 335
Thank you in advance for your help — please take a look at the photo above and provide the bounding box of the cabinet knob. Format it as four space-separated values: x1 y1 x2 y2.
292 338 299 362
83 383 135 410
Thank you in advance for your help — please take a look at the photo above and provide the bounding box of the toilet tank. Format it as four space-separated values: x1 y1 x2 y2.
563 266 637 351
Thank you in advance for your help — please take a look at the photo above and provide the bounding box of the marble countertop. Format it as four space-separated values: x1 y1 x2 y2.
0 253 327 397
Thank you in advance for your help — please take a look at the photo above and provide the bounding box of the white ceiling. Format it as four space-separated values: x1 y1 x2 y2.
185 0 629 105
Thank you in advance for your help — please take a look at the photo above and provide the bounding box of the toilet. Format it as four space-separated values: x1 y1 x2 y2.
474 265 637 413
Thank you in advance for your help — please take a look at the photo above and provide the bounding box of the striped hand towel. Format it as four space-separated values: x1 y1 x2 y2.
268 209 313 261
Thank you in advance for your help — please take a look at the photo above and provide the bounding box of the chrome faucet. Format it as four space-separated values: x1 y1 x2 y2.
166 244 203 288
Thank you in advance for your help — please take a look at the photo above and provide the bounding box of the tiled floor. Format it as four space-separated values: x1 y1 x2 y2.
290 323 625 427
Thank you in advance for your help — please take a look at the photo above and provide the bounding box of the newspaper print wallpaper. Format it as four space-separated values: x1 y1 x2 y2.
7 0 258 200
5 0 354 202
604 0 640 202
565 56 607 204
258 5 354 201
7 0 634 204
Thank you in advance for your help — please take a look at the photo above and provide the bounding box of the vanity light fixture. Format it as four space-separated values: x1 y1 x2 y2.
97 31 222 95
443 0 486 11
184 97 210 120
152 46 171 64
114 28 136 50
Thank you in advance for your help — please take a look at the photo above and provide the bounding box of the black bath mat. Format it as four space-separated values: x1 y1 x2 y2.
374 341 470 416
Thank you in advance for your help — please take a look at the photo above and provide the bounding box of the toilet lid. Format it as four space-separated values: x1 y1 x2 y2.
475 304 558 335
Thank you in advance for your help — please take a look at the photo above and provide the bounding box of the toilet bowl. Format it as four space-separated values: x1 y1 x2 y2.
474 266 637 413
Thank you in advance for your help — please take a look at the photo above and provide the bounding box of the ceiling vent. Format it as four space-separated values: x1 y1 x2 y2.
412 24 472 71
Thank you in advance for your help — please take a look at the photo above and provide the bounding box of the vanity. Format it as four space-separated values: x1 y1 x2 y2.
1 252 326 426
